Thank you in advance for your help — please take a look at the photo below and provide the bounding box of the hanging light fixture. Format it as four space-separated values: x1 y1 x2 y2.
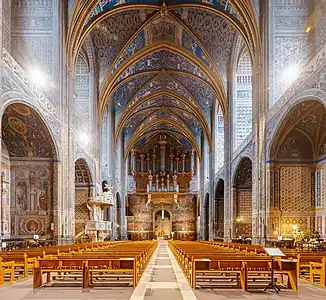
162 209 164 220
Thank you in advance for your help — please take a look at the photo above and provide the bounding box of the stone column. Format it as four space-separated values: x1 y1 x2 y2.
252 0 268 245
59 69 76 244
175 156 179 173
224 119 232 241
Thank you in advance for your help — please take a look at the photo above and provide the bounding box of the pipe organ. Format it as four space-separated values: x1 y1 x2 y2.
130 135 196 193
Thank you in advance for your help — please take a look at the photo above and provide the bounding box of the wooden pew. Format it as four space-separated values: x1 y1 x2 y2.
0 258 15 286
33 241 157 289
310 257 326 286
0 254 35 278
169 241 298 291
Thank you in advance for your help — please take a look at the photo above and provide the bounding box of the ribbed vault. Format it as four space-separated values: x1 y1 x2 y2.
67 0 260 160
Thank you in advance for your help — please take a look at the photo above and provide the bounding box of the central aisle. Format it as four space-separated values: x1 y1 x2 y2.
130 240 197 300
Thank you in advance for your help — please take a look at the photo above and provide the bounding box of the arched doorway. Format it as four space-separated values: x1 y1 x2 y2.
153 209 172 239
1 103 57 239
269 100 326 239
74 158 92 239
215 179 224 239
203 193 209 240
233 157 252 238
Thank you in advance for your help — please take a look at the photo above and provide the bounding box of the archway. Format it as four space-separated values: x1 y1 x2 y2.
233 157 252 238
74 158 92 239
215 179 224 239
153 209 172 239
203 193 210 240
269 100 326 239
1 103 57 239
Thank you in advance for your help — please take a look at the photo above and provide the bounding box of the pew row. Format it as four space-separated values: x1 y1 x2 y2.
32 241 157 289
169 241 297 291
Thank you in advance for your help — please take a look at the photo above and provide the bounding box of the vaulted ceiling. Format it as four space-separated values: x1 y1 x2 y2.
271 100 326 161
69 0 259 159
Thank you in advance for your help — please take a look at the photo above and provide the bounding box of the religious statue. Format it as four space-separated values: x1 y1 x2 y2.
172 172 178 191
86 200 95 220
148 170 153 191
174 194 179 209
38 191 46 210
145 194 152 207
101 180 114 204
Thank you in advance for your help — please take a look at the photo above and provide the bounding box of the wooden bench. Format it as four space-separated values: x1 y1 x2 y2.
33 241 157 289
33 258 138 289
0 258 15 286
169 241 298 291
0 254 35 278
310 257 326 286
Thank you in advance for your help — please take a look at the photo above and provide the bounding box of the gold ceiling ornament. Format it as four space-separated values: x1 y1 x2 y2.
125 118 201 161
67 4 159 71
110 69 215 111
98 42 225 114
115 89 211 147
138 130 190 153
102 8 226 103
67 1 260 71
66 2 261 112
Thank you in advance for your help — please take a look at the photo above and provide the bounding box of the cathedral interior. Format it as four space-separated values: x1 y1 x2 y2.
1 0 326 299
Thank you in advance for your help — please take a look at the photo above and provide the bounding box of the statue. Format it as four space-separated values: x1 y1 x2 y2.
146 194 152 207
86 199 95 220
101 180 114 204
148 171 153 191
174 194 179 209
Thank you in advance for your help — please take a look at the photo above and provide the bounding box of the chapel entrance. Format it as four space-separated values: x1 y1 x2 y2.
154 210 172 239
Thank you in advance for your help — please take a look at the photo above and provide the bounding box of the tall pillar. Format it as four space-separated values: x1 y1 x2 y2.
61 70 76 243
252 0 269 245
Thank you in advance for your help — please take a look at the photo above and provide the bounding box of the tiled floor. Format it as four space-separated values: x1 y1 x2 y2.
194 281 326 299
2 241 326 300
129 240 197 300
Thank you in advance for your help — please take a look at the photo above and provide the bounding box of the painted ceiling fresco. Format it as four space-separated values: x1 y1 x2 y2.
271 100 326 161
1 104 56 158
82 0 244 157
87 0 239 24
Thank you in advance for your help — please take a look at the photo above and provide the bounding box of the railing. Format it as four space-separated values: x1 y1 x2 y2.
147 184 179 193
86 221 112 231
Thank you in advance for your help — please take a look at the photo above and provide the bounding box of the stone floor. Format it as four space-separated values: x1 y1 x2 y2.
2 241 326 299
